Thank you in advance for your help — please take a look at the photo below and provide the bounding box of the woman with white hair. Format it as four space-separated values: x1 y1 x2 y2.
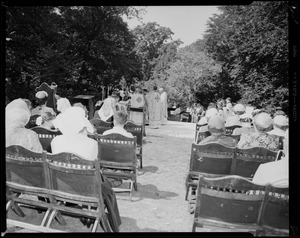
6 98 43 152
237 111 281 151
197 107 218 132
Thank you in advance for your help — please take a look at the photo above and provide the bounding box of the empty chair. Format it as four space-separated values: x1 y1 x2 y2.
192 175 266 234
185 143 235 201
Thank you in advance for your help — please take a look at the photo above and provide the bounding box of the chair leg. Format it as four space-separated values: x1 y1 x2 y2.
129 182 133 201
133 180 138 191
140 155 143 169
192 222 196 232
185 185 190 201
11 201 25 217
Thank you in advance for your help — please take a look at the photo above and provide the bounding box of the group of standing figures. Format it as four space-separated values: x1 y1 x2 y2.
95 85 168 129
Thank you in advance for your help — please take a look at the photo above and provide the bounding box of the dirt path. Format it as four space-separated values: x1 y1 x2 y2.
6 121 214 233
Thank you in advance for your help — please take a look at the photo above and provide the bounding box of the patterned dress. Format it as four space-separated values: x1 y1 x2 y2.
237 131 280 151
198 134 237 148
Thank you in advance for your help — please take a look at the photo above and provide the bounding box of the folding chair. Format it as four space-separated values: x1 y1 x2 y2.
45 152 112 232
6 145 65 232
192 175 266 235
95 133 138 201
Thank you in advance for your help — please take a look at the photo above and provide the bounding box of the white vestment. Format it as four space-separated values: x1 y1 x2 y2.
129 93 145 125
160 91 168 124
148 91 161 128
97 97 116 121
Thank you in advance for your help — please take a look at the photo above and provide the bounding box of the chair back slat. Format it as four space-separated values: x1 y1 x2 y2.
124 121 143 146
225 125 242 135
233 147 277 179
259 185 289 233
96 134 136 165
190 143 235 176
31 127 62 153
46 152 98 197
6 145 46 188
194 175 266 231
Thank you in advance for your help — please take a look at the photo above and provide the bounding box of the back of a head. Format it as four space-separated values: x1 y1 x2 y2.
208 115 225 133
205 108 218 120
273 115 288 130
153 86 158 91
253 112 273 132
114 111 128 126
233 103 246 115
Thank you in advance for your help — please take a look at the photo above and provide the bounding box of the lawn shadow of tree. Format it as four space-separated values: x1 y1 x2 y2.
119 216 167 232
138 165 158 175
116 183 179 202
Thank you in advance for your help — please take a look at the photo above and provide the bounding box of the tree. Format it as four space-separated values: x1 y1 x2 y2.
166 40 222 108
204 2 289 112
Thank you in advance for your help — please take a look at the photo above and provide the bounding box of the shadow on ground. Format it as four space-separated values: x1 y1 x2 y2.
138 165 158 175
119 216 165 232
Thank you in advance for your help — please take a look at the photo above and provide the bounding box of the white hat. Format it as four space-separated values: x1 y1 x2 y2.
208 115 225 130
53 107 93 136
273 115 288 126
233 103 245 112
205 108 218 119
254 112 273 128
35 91 48 99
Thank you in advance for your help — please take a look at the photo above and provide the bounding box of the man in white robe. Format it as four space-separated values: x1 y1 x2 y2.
148 86 161 129
97 91 120 122
159 87 168 125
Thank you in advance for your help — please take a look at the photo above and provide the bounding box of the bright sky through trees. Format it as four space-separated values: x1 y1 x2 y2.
124 6 220 47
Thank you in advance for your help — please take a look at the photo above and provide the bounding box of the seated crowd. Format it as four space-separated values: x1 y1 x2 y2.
6 89 289 231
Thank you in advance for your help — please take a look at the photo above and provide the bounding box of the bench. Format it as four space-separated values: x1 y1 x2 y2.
6 145 112 232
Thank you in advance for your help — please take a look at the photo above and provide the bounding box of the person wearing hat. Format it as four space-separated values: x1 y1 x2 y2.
96 91 120 122
232 113 255 135
51 106 122 231
197 107 218 132
31 90 52 116
252 128 289 187
35 107 58 131
51 107 97 160
225 103 245 127
198 114 237 148
237 111 281 151
6 98 43 152
268 115 288 137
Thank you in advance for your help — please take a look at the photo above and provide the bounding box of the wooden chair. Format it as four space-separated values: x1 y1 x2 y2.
225 125 242 135
192 175 266 234
128 107 146 137
89 118 113 135
196 131 211 144
258 185 289 236
6 145 65 232
25 115 40 129
124 121 143 169
231 147 278 180
95 133 138 201
31 127 62 153
36 82 57 113
45 152 112 232
185 143 235 201
72 95 95 120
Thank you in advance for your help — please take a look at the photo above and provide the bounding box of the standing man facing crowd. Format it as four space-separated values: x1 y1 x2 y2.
159 87 168 125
